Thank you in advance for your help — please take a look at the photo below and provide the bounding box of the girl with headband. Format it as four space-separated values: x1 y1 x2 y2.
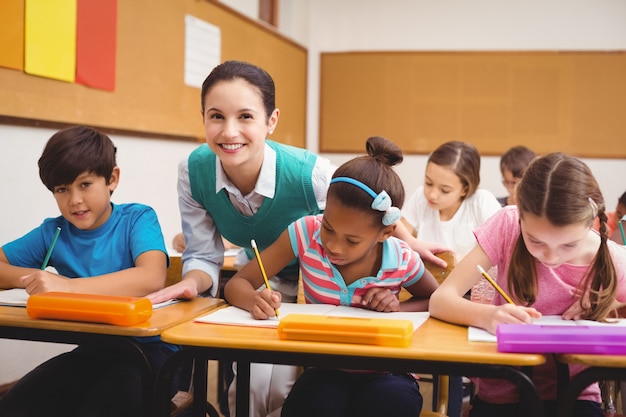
225 136 439 417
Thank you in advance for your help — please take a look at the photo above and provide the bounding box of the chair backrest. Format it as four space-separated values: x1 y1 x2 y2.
166 256 183 287
423 251 456 285
398 251 455 302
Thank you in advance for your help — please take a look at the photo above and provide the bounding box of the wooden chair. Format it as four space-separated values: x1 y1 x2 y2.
165 255 183 288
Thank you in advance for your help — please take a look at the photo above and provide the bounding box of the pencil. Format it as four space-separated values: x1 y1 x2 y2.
251 239 279 318
41 227 61 270
619 214 626 245
476 265 514 305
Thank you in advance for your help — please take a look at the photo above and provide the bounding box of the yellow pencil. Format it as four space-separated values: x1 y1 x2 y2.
251 239 279 318
476 265 514 305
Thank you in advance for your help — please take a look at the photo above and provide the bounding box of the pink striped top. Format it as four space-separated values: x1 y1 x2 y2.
287 215 425 306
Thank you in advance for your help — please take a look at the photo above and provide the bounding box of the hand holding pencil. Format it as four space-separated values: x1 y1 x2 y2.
251 239 280 318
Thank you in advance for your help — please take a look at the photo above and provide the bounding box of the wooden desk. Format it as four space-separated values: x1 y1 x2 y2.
155 316 547 417
0 297 224 417
555 353 626 417
0 297 223 339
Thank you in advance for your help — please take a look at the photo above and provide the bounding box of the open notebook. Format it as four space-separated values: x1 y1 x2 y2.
468 315 626 343
0 288 29 307
194 303 430 331
0 288 177 309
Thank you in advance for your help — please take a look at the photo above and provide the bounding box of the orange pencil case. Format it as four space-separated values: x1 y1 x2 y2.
277 314 414 347
26 292 153 326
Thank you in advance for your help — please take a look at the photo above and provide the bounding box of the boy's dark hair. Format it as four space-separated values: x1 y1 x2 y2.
428 141 481 199
500 145 536 178
619 191 626 207
38 125 117 191
201 60 276 119
329 136 405 227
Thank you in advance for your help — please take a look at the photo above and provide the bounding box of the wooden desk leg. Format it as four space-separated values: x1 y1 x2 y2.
235 361 251 417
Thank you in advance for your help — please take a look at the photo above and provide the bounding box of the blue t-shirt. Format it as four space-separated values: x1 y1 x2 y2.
3 202 168 275
3 203 174 355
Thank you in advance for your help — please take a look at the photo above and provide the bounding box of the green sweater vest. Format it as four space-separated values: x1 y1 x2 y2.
188 140 321 278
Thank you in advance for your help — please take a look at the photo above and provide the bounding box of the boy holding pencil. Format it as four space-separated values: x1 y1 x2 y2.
0 125 171 417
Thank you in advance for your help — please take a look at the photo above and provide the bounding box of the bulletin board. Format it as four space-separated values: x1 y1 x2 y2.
319 51 626 158
0 0 307 146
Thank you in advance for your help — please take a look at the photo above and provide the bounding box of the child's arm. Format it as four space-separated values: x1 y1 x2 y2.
0 248 39 289
429 245 540 334
19 250 168 297
147 269 214 304
397 267 439 312
358 256 441 313
393 221 452 268
224 230 295 320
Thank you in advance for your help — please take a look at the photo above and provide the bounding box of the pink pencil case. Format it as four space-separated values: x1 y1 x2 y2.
497 324 626 355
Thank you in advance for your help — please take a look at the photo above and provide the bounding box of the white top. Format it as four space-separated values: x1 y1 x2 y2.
401 187 501 259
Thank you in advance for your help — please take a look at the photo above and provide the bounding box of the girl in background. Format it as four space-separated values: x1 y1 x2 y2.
402 141 501 262
401 141 502 417
430 153 626 417
225 136 439 417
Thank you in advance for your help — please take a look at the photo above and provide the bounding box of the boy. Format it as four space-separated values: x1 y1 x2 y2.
497 145 536 207
0 125 171 417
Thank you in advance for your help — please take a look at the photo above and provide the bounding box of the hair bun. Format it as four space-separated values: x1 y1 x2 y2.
365 136 403 167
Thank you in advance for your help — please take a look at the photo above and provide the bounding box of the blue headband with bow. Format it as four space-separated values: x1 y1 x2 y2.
330 177 401 226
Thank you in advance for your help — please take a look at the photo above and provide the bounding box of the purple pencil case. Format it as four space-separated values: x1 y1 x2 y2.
497 324 626 355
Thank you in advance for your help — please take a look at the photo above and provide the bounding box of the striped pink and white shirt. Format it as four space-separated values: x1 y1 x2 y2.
287 215 425 306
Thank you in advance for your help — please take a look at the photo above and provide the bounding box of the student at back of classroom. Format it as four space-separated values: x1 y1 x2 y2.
496 145 536 207
401 140 502 417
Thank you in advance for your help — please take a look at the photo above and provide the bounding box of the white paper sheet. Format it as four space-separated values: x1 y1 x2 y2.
0 288 29 307
195 303 430 330
184 14 220 88
467 315 626 342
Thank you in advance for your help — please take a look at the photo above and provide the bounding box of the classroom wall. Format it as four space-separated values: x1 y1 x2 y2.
1 0 625 384
304 0 626 203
